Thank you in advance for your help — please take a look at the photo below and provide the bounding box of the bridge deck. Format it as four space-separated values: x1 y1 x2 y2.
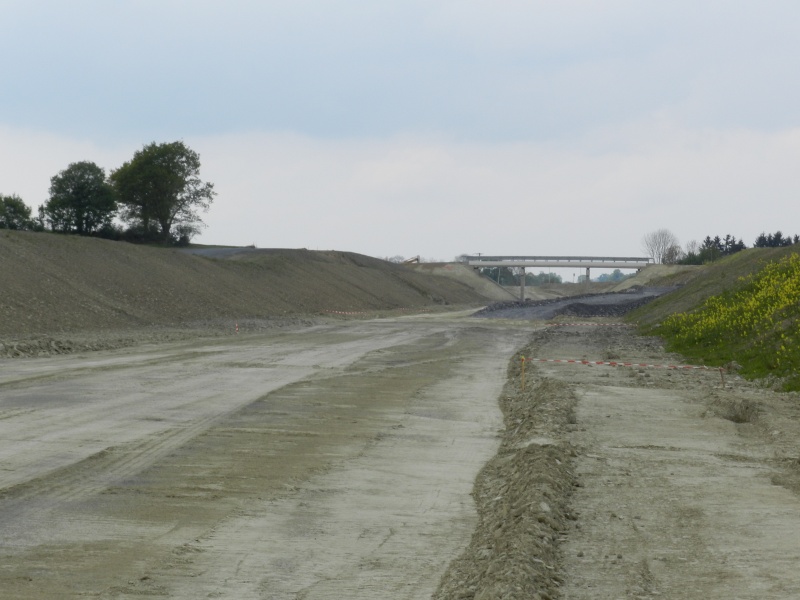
465 256 652 269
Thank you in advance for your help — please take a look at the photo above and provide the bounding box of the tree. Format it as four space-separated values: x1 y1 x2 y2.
525 271 563 285
596 269 630 283
41 162 117 235
110 141 215 243
662 244 683 264
642 229 680 264
478 266 517 285
754 230 796 248
680 234 747 264
0 194 34 230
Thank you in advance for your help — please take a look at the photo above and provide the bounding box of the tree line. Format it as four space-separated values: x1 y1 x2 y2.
642 228 799 265
0 141 215 245
474 266 564 286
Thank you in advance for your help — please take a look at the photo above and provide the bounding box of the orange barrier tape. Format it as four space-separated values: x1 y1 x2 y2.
523 357 721 371
546 322 633 327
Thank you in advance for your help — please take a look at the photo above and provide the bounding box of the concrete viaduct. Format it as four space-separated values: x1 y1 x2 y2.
464 255 653 301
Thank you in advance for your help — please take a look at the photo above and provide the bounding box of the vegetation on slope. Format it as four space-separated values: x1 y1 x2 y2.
631 247 800 391
628 247 798 327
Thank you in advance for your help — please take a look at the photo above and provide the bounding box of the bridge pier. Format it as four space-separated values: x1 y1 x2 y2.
520 267 526 301
586 267 590 283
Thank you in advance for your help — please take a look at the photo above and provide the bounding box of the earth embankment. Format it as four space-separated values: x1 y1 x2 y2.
0 231 492 346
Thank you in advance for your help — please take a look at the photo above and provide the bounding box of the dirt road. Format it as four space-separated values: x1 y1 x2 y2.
0 314 528 599
4 313 800 599
431 319 800 599
548 324 800 599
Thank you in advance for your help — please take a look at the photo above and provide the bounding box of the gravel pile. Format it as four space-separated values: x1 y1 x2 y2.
473 288 675 320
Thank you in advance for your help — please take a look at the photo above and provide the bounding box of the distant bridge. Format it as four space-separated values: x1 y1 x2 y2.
463 255 654 300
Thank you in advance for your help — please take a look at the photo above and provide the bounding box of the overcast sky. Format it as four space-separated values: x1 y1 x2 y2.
2 1 800 262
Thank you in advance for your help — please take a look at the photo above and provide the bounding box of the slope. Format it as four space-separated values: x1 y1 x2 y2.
627 246 800 328
0 231 491 338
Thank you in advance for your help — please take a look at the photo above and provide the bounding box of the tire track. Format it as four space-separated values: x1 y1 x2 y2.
0 393 245 531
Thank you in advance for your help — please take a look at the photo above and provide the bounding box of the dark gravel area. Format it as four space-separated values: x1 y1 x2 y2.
473 287 677 320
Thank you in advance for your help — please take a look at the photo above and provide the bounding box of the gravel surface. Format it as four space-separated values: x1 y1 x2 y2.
473 287 677 320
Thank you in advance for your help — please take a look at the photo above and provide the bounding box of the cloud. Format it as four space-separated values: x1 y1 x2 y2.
0 126 129 205
3 3 800 262
3 119 799 260
3 2 800 141
190 121 800 258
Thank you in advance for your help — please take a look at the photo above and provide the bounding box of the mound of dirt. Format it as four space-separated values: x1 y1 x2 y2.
0 231 492 347
609 264 701 291
434 365 578 600
410 263 517 302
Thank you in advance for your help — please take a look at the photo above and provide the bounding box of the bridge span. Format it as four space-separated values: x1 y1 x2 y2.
464 255 654 301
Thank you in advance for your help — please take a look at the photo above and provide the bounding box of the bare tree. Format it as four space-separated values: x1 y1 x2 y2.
642 229 680 264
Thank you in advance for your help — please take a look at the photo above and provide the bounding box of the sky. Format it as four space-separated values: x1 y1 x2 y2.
2 1 800 264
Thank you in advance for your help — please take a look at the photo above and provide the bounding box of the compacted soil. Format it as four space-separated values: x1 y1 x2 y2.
0 312 529 599
3 258 800 598
434 318 800 599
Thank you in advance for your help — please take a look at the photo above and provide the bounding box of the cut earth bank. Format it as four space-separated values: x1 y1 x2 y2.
0 231 504 357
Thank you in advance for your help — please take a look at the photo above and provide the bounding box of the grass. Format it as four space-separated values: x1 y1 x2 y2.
630 247 800 391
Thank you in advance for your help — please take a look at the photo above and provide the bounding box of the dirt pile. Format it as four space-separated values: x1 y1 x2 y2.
0 231 493 349
410 263 517 302
434 370 578 600
609 264 700 291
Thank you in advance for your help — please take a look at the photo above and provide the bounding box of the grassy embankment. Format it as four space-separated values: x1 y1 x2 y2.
630 246 800 391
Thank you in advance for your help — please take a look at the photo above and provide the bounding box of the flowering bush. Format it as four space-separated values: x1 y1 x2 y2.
661 253 800 390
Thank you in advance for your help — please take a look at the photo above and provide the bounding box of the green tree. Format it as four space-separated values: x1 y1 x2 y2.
41 161 117 235
526 271 563 285
596 269 629 283
110 141 216 243
754 230 796 248
478 266 518 285
0 194 34 230
681 234 748 264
